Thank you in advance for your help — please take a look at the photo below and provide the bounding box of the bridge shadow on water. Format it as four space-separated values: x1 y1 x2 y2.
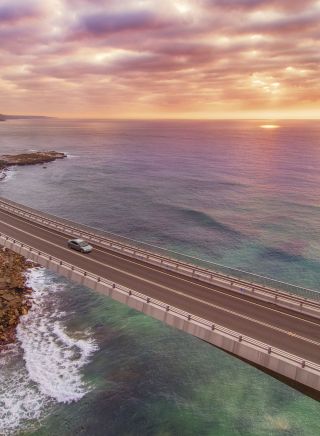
203 341 320 402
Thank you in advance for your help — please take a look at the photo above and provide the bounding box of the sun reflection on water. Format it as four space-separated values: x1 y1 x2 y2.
260 124 280 129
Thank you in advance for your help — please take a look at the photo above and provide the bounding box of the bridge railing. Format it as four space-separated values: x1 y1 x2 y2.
1 230 320 375
0 196 319 306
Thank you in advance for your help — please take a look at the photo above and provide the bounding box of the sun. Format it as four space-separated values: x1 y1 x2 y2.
174 2 191 14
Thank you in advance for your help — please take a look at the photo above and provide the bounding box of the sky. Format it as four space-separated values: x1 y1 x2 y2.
1 0 320 119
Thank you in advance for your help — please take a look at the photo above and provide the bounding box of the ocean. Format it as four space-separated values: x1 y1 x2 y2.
0 119 319 435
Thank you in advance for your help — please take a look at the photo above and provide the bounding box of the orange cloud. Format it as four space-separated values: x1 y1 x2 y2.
0 0 319 118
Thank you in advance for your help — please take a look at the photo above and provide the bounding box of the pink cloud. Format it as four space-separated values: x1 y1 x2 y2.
0 0 319 117
0 0 43 23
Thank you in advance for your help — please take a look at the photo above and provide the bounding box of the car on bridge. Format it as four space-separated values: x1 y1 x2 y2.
67 238 93 253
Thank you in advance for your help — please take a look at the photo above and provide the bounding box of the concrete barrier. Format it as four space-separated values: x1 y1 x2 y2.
1 234 319 393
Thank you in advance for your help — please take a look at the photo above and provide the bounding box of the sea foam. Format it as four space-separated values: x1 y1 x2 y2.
0 167 16 183
0 268 98 434
0 346 50 435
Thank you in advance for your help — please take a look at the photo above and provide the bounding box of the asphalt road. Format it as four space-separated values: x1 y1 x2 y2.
0 207 319 364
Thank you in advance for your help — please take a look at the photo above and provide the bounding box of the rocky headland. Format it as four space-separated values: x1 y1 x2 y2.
0 249 34 348
0 151 66 180
0 114 54 120
0 150 66 167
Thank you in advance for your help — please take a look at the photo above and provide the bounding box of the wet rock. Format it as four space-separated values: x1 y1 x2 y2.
0 248 34 349
0 151 66 181
0 151 66 167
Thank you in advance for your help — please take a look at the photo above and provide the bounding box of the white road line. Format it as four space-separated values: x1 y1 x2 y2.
1 203 320 306
0 208 319 329
0 218 320 348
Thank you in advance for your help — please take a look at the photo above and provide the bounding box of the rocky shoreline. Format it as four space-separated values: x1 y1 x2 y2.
0 248 34 348
0 150 66 181
0 150 66 348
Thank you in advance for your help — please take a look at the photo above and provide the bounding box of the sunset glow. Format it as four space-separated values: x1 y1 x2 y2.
260 124 280 129
1 0 320 119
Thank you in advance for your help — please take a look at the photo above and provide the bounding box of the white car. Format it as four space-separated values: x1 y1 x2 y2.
67 238 93 253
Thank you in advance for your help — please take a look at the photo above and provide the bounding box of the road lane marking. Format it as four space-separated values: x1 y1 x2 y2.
1 209 320 330
0 219 320 350
0 208 319 330
0 206 319 326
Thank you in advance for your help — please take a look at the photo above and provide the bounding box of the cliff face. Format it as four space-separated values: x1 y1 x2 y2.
0 114 6 122
0 249 34 347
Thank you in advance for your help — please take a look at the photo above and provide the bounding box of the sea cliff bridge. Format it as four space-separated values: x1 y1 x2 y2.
0 196 319 399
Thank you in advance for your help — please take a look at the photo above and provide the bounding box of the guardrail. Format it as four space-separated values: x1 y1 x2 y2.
1 230 319 376
0 196 320 314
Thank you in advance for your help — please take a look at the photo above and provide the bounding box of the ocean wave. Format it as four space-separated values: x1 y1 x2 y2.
0 345 50 436
281 199 320 212
170 205 242 237
260 247 304 263
0 167 16 183
0 268 98 435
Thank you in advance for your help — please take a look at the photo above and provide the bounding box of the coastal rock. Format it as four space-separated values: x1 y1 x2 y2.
0 151 64 346
0 248 34 349
0 151 66 181
0 151 66 167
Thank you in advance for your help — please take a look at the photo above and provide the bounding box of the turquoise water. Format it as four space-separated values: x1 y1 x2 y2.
0 119 319 435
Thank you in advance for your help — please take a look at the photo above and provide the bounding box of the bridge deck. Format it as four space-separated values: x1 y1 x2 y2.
0 207 319 365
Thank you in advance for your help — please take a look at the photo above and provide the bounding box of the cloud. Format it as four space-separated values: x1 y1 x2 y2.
73 9 165 37
1 0 320 118
203 0 317 11
0 0 43 23
240 9 320 35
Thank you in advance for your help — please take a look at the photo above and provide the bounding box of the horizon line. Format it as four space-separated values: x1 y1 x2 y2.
4 115 320 121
